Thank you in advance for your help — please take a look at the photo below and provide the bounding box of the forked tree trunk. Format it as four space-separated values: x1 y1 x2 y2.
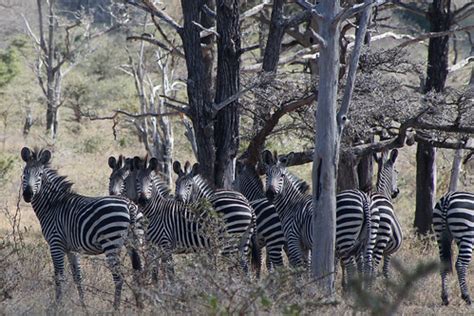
312 0 340 295
214 0 241 188
414 0 451 235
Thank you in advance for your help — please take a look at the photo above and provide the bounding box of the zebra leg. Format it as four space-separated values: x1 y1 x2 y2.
382 255 391 279
51 249 65 305
341 256 357 293
455 240 473 305
66 252 85 307
105 250 123 310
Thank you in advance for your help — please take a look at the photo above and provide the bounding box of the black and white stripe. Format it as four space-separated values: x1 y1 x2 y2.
233 161 286 271
433 191 474 306
135 158 254 274
21 147 140 309
262 150 376 285
371 149 403 278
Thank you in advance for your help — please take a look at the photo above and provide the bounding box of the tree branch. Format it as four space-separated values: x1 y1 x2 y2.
126 0 182 31
84 109 182 121
391 0 426 18
242 93 317 165
454 2 474 20
334 0 388 25
126 35 185 57
337 0 373 135
397 25 474 48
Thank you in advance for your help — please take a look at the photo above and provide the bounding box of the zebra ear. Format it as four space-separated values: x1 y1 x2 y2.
184 161 192 174
133 156 142 170
191 163 200 177
173 161 183 176
148 157 159 171
262 150 274 166
39 150 51 164
389 149 398 163
108 156 117 169
21 147 32 162
118 155 124 168
279 152 294 167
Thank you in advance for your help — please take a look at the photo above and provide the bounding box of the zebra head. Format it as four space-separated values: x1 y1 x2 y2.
173 160 198 203
135 156 156 207
21 147 51 203
262 150 294 202
108 155 130 196
375 149 399 199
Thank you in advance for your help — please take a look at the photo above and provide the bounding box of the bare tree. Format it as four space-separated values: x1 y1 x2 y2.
23 0 118 139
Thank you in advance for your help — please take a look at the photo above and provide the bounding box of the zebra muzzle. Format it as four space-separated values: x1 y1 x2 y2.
23 186 33 203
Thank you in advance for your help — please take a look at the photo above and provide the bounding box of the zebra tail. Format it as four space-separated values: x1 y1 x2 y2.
439 224 453 274
250 232 262 279
362 194 373 277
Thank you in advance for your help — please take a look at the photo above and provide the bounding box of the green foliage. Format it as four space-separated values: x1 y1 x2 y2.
0 154 14 185
82 136 104 153
0 45 20 88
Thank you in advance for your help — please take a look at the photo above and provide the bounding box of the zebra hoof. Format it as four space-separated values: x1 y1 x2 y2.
441 296 449 306
461 294 471 305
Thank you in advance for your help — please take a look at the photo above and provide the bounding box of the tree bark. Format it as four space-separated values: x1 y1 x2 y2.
180 0 215 181
448 148 463 192
414 141 437 235
261 0 285 73
312 0 340 296
214 0 241 188
357 152 373 193
337 150 358 191
414 0 451 235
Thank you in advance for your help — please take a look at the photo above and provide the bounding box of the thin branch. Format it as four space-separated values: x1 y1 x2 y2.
84 109 182 121
391 0 426 18
126 0 182 31
337 0 373 134
202 4 217 19
21 14 40 45
241 0 271 20
192 21 219 38
126 35 185 58
294 0 323 20
334 0 388 25
454 2 474 19
448 56 474 73
213 81 263 113
396 25 474 48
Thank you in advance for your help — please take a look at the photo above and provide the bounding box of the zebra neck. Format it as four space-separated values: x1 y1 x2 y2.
192 175 213 200
31 169 73 218
375 184 392 201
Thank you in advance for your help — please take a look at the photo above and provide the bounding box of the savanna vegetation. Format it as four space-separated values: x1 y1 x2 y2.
0 0 473 314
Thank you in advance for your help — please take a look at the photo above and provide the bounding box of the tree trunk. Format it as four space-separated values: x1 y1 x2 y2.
357 152 373 193
337 151 358 191
261 0 285 73
312 0 340 296
448 149 463 192
180 0 215 181
414 0 451 235
214 0 241 188
414 141 437 235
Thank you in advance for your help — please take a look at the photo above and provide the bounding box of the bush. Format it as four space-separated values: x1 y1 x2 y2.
0 154 14 186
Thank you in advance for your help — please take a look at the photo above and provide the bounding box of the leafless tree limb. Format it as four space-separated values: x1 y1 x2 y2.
126 35 185 57
126 0 182 31
397 25 474 48
391 0 426 18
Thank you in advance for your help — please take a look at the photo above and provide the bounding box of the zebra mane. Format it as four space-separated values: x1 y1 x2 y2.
44 167 75 193
285 170 310 194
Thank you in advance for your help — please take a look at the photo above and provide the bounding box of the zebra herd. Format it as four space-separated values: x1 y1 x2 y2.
20 146 474 309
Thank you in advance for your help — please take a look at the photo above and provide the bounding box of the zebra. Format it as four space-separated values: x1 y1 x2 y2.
433 191 474 306
370 149 403 278
261 150 377 286
20 147 141 309
135 157 254 276
108 155 136 200
172 160 259 274
233 161 286 272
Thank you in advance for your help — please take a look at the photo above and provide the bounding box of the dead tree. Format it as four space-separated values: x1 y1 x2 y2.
23 0 117 140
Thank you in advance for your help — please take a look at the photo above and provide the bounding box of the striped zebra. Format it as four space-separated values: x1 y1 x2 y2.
433 191 474 306
21 147 141 309
135 158 254 275
261 150 377 285
172 160 258 274
370 149 403 278
233 161 286 272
